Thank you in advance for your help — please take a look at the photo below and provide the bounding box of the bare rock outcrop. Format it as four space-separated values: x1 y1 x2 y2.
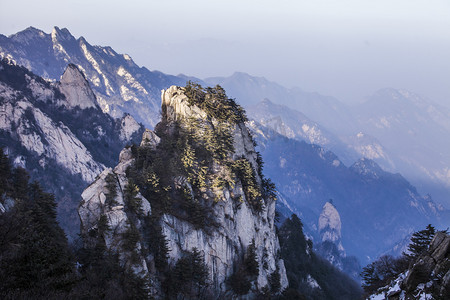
58 63 98 109
79 85 288 298
403 232 450 297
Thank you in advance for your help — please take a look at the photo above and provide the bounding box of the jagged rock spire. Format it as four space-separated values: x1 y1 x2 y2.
59 64 98 109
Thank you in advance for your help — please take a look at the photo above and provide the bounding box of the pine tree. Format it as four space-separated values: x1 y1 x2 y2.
168 248 209 298
404 224 436 260
124 180 143 215
0 168 75 298
105 172 118 207
245 239 259 277
361 262 382 294
269 266 281 293
0 148 11 199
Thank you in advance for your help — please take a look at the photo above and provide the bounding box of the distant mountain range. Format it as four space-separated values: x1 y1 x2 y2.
0 26 196 128
1 26 449 268
249 121 448 264
207 72 450 210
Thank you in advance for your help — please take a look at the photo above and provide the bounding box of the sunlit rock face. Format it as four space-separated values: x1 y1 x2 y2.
79 85 288 298
0 59 143 239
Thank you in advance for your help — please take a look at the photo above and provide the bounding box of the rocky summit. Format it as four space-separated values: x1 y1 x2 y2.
79 84 288 298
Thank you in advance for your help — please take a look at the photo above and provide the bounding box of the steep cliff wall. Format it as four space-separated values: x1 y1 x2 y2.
79 84 288 298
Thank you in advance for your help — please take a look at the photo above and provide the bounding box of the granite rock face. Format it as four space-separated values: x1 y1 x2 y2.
58 64 98 110
79 147 151 275
0 59 143 239
0 77 103 183
318 201 344 252
79 85 288 298
368 232 450 299
403 232 450 297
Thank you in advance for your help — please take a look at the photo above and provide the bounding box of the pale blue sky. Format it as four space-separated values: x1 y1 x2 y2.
1 0 449 104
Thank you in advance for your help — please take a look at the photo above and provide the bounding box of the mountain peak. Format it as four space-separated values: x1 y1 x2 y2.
260 98 273 105
350 158 384 178
368 88 427 107
9 26 48 43
318 201 345 252
59 64 97 109
51 26 75 42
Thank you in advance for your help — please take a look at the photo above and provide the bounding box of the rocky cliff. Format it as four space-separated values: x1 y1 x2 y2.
369 232 450 299
0 59 144 238
79 84 288 298
318 201 344 253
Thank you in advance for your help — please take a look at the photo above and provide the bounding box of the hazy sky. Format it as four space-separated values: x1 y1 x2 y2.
1 0 449 104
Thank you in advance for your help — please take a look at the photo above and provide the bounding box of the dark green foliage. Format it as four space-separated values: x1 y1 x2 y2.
12 166 30 200
232 157 263 211
165 248 209 299
245 239 260 277
122 221 141 252
105 172 118 207
73 246 149 299
0 149 149 299
279 288 307 299
228 240 263 296
179 187 215 229
404 224 436 260
360 255 408 295
124 180 143 216
184 81 248 124
361 224 444 296
127 120 218 230
0 147 11 199
269 266 281 293
0 150 76 298
228 268 252 295
143 215 169 271
121 221 142 265
278 214 362 300
262 177 277 201
98 214 110 233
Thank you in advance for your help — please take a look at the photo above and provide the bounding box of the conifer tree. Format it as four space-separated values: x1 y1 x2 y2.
105 172 118 207
0 148 11 199
245 239 259 277
404 224 436 260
